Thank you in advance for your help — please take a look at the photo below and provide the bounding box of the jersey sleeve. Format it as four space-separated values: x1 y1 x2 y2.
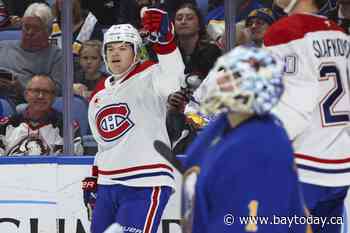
152 42 185 100
264 31 318 140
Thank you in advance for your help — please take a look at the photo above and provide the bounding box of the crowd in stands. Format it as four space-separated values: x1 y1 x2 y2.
0 0 349 155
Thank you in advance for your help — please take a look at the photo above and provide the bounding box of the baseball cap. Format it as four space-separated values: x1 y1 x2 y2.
245 8 275 26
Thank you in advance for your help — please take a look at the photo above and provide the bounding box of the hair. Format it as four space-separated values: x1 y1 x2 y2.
23 3 53 32
175 3 207 38
79 40 103 57
52 0 82 25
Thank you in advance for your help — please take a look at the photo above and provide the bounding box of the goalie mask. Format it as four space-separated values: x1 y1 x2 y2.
200 46 284 116
102 24 143 77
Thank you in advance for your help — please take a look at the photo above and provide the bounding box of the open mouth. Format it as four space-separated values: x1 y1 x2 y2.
112 59 121 63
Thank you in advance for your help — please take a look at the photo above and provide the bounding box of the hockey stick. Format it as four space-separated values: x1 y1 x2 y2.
153 140 185 174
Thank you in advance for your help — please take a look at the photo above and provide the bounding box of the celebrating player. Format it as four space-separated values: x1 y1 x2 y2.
264 0 350 232
83 8 184 233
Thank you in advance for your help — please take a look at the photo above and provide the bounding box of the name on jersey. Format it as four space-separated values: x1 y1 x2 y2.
95 104 134 141
313 38 350 58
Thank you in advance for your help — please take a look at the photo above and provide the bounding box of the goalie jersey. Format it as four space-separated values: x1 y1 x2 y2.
88 44 184 188
181 114 309 233
264 14 350 187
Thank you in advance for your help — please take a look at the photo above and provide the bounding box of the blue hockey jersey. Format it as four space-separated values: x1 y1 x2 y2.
181 113 309 233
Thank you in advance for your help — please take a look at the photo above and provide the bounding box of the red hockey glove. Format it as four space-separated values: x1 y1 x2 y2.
167 91 189 113
82 165 98 221
82 176 97 221
141 8 174 45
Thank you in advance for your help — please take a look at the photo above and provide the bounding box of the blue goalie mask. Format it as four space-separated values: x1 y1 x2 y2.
200 46 285 116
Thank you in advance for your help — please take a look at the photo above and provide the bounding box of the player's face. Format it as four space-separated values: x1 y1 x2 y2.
174 7 200 37
106 42 135 75
79 46 101 76
25 76 56 114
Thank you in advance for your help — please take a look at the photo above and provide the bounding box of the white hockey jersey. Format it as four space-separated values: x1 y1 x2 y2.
264 13 350 187
88 44 184 188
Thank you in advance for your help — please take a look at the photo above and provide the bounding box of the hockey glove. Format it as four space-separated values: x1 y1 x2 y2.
141 8 174 45
82 176 97 221
167 91 189 113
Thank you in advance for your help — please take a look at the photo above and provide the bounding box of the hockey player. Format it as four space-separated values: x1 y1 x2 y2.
181 46 310 233
82 8 185 233
264 0 350 232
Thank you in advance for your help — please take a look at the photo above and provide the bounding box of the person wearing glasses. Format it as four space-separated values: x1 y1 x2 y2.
0 74 83 156
0 3 63 98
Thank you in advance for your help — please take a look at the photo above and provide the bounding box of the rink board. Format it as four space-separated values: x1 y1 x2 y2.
0 156 348 233
0 156 182 233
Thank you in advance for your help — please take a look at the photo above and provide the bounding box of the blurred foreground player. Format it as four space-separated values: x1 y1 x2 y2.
181 46 311 233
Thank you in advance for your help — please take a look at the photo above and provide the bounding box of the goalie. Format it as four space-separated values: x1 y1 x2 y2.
180 46 311 233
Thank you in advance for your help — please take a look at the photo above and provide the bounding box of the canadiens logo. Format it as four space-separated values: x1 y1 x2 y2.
95 103 134 141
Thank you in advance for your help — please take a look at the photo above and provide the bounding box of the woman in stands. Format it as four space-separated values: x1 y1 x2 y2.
174 3 221 78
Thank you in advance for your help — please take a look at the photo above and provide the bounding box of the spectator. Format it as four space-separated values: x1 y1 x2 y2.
245 8 275 47
50 0 104 55
0 3 63 95
73 40 108 100
164 3 221 154
174 3 221 77
0 74 83 156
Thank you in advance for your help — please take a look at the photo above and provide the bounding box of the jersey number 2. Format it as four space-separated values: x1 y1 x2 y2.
319 64 350 126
